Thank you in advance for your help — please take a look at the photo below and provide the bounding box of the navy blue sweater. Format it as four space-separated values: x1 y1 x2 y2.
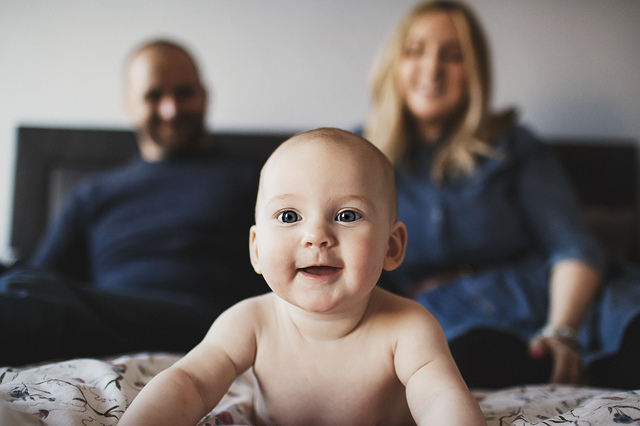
30 147 267 306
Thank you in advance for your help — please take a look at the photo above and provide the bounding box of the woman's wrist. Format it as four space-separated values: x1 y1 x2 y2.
536 324 580 350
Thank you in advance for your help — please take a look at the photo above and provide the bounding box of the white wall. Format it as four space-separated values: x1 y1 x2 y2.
1 0 639 263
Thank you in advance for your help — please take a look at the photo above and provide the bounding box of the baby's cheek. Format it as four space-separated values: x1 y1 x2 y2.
260 252 295 284
350 250 385 286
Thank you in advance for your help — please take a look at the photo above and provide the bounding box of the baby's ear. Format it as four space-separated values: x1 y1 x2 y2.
383 221 407 271
249 225 262 274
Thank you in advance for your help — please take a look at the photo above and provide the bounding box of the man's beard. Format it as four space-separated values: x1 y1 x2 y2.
143 112 206 155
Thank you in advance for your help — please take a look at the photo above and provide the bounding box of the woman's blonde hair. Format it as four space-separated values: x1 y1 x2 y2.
365 1 514 181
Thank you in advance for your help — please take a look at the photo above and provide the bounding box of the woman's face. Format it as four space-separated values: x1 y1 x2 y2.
396 11 469 141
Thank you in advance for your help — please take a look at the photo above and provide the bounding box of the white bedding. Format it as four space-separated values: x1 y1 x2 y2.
1 353 638 425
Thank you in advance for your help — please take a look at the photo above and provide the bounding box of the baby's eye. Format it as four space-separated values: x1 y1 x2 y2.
335 210 361 223
278 211 301 223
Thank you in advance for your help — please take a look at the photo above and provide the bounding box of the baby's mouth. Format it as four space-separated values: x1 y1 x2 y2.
300 266 339 276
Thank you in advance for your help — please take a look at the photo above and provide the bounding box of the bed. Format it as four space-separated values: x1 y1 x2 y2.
1 352 639 425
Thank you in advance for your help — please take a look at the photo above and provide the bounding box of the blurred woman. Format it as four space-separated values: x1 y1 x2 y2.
365 0 640 389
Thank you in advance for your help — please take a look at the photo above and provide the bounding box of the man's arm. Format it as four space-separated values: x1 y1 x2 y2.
395 303 486 425
29 192 91 282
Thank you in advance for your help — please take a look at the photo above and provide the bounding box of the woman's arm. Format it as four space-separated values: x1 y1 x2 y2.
507 129 604 384
530 259 601 384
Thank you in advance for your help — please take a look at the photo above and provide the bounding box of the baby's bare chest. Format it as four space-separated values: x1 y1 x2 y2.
251 338 414 425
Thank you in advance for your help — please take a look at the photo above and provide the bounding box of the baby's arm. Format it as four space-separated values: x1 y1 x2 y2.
119 299 259 426
395 303 486 425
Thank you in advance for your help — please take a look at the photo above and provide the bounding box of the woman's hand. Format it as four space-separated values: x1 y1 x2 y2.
529 334 583 384
537 260 601 384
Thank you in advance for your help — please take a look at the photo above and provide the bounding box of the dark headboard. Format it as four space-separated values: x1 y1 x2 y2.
551 140 638 208
9 126 639 264
10 126 290 261
550 139 639 263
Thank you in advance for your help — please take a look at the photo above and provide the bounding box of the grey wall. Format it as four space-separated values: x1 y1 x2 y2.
1 0 639 262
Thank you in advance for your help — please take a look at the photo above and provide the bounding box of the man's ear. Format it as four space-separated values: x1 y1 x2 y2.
122 92 136 125
383 221 407 271
249 225 262 274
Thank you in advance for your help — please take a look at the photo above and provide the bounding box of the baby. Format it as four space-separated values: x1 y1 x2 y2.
119 128 486 425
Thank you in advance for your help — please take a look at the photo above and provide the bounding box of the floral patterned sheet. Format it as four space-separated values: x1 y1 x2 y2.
1 353 639 425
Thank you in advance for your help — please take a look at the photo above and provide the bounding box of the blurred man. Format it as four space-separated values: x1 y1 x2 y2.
1 40 267 366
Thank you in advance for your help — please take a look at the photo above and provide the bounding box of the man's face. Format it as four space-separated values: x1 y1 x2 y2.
125 48 207 156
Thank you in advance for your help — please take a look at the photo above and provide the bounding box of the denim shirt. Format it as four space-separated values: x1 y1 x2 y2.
392 125 605 291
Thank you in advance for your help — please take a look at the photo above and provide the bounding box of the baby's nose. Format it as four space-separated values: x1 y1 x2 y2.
303 221 335 248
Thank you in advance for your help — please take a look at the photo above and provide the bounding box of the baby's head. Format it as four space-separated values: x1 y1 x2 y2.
249 128 406 313
256 127 399 222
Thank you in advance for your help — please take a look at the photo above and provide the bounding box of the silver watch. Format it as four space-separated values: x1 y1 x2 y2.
537 324 580 349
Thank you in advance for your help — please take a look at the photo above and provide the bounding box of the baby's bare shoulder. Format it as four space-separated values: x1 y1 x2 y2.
370 290 454 383
371 287 436 323
369 289 445 351
206 293 277 341
221 293 275 319
197 294 277 373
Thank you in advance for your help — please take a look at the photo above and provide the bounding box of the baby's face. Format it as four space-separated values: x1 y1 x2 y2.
250 136 401 315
